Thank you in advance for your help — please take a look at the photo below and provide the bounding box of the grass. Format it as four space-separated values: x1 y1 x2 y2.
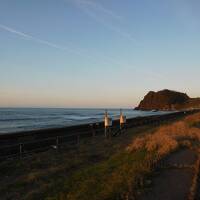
127 113 200 158
0 125 156 200
1 113 200 200
54 150 154 200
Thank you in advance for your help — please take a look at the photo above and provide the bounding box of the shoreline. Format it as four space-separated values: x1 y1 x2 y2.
0 110 198 144
0 109 199 161
0 109 170 135
0 112 173 136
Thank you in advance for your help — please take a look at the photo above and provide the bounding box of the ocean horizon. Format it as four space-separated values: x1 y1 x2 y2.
0 108 168 134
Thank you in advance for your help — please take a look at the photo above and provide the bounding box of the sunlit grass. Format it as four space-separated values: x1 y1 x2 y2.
127 112 200 158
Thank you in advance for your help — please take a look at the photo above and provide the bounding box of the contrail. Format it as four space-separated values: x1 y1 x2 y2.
0 23 110 64
0 23 136 68
0 24 134 68
0 24 165 80
76 0 123 21
79 6 137 43
67 0 138 44
0 24 86 56
0 24 32 39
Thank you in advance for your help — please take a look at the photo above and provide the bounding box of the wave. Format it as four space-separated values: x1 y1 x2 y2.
0 116 61 122
0 108 166 134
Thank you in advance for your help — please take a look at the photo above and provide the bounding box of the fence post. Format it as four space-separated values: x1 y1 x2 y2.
77 135 80 145
104 110 112 138
56 136 59 150
90 124 95 137
120 109 126 133
19 143 23 159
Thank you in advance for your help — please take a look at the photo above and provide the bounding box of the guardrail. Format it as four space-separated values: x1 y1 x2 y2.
0 129 104 160
0 110 198 160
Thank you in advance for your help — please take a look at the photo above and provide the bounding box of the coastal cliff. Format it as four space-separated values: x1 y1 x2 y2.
136 89 200 111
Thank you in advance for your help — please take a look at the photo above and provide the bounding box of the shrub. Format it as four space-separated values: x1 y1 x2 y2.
127 112 200 158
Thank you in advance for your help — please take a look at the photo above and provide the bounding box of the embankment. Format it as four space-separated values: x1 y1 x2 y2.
0 110 199 159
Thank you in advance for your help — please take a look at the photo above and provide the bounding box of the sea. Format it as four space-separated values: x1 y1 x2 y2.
0 108 169 134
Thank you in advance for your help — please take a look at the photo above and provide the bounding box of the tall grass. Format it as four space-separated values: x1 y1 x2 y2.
127 113 200 158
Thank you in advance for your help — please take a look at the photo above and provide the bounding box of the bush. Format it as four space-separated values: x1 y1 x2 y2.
127 112 200 159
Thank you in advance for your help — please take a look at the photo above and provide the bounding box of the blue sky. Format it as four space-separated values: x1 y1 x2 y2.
0 0 200 108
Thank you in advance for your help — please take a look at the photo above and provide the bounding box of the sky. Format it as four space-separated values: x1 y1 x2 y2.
0 0 200 108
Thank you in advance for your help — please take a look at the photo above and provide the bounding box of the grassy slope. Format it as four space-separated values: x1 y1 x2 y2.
0 125 157 200
1 113 200 200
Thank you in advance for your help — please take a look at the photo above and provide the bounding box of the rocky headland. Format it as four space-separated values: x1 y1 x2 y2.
136 89 200 111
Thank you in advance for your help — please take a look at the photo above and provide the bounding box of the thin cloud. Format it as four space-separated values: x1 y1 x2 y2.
76 0 123 21
0 24 85 55
80 6 137 43
0 24 117 66
68 0 138 43
0 24 164 80
0 24 32 39
0 23 136 67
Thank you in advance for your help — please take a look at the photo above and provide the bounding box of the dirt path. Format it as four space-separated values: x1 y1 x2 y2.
138 149 198 200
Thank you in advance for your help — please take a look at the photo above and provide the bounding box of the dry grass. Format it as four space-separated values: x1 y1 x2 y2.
127 113 200 158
